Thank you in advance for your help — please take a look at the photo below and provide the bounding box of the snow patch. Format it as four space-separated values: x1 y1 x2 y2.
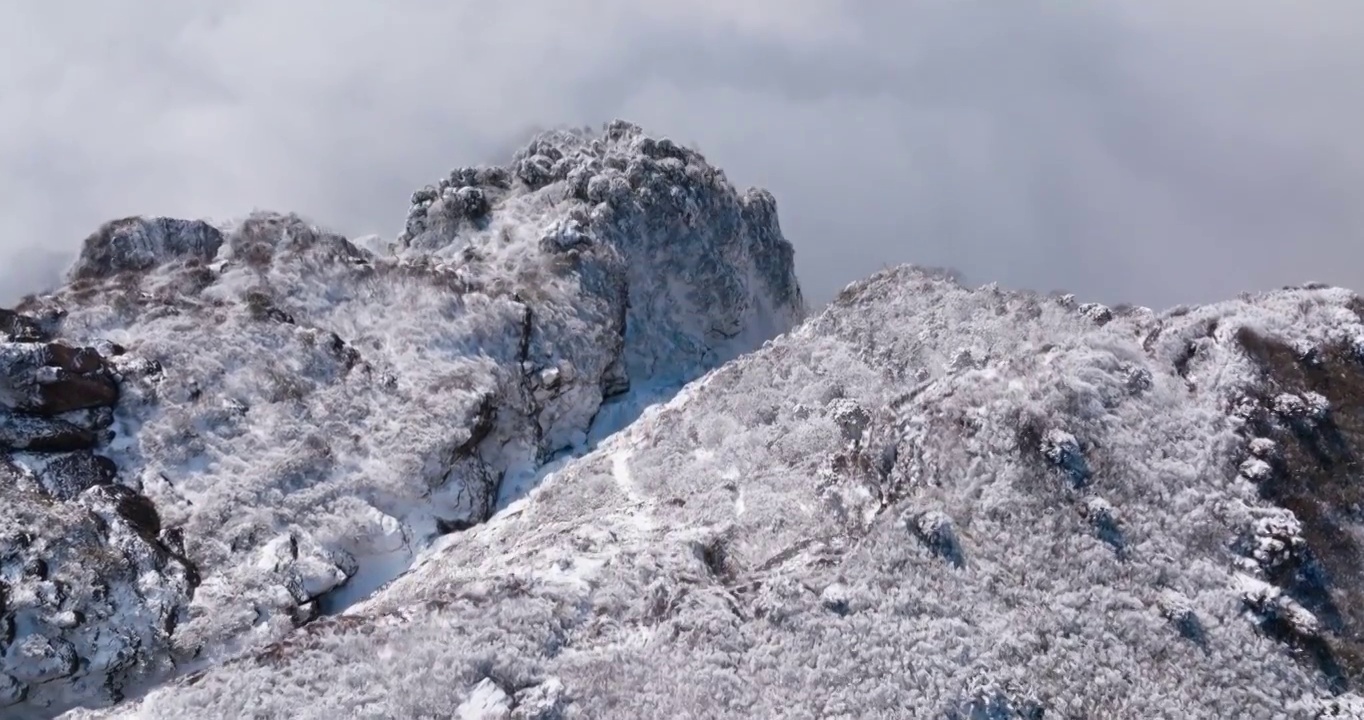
455 679 511 720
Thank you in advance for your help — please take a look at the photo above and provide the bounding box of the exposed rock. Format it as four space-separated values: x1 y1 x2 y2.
1229 325 1364 691
257 531 356 608
0 342 119 415
0 309 45 343
68 217 224 282
0 412 97 452
910 509 965 568
32 451 118 500
81 483 161 538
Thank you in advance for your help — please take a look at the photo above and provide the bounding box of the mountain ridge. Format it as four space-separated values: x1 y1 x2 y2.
3 121 1364 719
71 265 1364 718
0 120 803 718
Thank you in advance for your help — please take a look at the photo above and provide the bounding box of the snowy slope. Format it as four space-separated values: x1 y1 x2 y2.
71 267 1364 719
0 121 804 718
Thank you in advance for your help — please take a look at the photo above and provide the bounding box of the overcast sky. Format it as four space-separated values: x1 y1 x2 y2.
2 1 1362 309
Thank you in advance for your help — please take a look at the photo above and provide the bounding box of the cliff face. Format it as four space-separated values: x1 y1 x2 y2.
0 121 804 718
75 268 1364 719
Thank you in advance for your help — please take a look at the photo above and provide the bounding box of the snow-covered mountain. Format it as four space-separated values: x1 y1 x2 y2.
0 121 803 718
4 121 1364 719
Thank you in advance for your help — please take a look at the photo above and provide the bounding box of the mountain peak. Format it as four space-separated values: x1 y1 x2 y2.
0 121 803 718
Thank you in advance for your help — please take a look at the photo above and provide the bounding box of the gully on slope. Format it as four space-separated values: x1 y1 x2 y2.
317 378 690 616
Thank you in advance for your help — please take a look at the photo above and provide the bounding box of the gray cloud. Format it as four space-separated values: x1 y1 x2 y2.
2 0 1363 308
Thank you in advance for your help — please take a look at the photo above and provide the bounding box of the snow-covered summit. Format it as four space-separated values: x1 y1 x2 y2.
72 266 1364 719
396 120 802 380
0 121 804 718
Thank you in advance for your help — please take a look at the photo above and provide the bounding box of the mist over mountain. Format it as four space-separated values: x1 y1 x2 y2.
6 2 1364 311
2 122 1364 719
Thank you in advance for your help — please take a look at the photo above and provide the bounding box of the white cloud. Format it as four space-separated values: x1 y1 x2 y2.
2 0 1363 307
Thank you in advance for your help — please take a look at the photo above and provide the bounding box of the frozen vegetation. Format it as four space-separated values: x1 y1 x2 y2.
3 120 1364 719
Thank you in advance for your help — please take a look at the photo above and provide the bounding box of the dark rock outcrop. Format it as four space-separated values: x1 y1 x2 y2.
0 309 46 343
0 412 97 453
0 342 119 416
67 217 224 282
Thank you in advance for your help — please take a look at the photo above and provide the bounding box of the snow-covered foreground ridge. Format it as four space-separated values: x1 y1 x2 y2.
0 121 805 718
70 269 1364 719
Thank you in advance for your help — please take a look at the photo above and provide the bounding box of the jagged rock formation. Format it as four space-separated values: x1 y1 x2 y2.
2 332 198 713
0 121 803 718
73 268 1364 719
